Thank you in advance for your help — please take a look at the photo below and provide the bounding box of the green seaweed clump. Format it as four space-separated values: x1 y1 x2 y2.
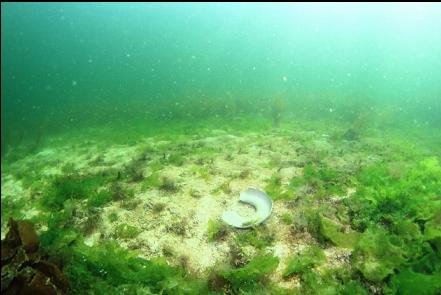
159 176 179 193
142 172 162 189
235 226 274 249
39 211 209 294
207 219 228 242
87 190 112 208
212 180 232 195
312 213 360 249
152 202 166 214
291 163 347 198
110 182 133 201
165 153 185 166
66 241 209 294
345 157 441 289
108 212 119 223
298 267 369 295
265 173 293 200
1 196 27 224
424 209 441 253
114 223 141 239
41 173 108 210
142 173 179 193
222 255 279 292
389 268 441 295
80 211 102 235
347 157 441 230
353 228 405 282
280 212 293 225
39 201 80 258
283 245 326 277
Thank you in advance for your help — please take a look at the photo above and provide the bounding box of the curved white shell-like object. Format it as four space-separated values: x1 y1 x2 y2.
221 188 273 229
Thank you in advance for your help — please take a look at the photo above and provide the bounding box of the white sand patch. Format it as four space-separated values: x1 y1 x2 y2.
1 178 25 198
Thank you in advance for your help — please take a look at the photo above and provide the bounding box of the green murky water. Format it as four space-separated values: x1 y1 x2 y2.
1 3 440 294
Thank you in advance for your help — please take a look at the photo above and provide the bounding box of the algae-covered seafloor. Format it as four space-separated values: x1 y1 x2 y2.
2 117 441 294
2 2 441 295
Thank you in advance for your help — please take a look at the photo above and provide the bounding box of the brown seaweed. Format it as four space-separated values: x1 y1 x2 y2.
1 218 69 295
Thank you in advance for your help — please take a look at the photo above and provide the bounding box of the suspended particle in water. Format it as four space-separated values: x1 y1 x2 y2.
329 108 334 113
72 80 77 86
282 76 287 82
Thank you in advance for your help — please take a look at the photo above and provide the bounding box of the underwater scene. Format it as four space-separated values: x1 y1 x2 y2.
1 2 441 294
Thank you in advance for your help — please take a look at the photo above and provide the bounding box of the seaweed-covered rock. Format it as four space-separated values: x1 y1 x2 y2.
1 218 69 295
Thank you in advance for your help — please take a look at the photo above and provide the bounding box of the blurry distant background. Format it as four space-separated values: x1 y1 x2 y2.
2 3 441 154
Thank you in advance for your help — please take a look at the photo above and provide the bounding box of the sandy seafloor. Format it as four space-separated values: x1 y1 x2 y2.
0 124 427 289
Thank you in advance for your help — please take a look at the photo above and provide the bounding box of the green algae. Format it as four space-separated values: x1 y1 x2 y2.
235 226 274 250
222 255 279 292
2 119 440 294
283 245 326 277
264 173 294 201
114 223 141 240
207 219 228 242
